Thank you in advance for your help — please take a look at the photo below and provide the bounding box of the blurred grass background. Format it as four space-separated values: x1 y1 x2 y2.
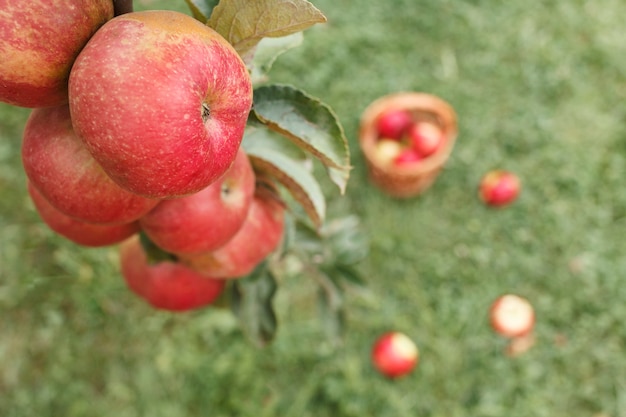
2 0 626 415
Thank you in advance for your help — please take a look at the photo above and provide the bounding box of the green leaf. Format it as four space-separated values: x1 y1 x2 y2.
250 32 303 84
207 0 326 59
243 125 326 228
184 0 220 22
231 261 278 347
139 231 176 264
253 84 351 193
322 215 369 266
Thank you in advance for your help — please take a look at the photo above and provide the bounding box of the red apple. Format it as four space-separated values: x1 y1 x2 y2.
371 332 419 378
372 139 403 166
490 294 535 338
28 182 139 247
408 121 443 158
68 10 253 199
119 235 226 312
479 170 521 207
181 187 285 279
139 148 255 255
0 0 114 107
394 148 423 166
375 109 413 140
22 105 159 225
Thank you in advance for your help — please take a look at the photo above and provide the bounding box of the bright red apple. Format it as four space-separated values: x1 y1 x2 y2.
119 235 226 312
0 0 114 107
394 148 423 166
371 332 419 378
28 182 139 247
408 121 443 158
490 294 535 338
22 105 159 225
68 10 253 199
181 187 285 279
375 109 413 140
139 148 255 255
479 170 521 207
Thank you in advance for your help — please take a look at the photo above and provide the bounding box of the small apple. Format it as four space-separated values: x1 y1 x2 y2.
394 148 423 166
181 186 285 279
371 332 419 378
372 139 403 166
28 182 139 247
479 170 521 207
69 10 253 199
490 294 535 338
0 0 114 107
375 109 413 140
139 148 255 255
22 105 159 225
408 121 443 158
119 235 226 312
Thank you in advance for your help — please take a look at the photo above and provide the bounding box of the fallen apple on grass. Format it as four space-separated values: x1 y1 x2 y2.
479 170 521 207
489 294 535 339
371 332 419 378
69 10 253 199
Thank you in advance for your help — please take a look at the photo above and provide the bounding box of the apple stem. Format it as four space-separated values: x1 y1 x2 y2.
113 0 133 16
202 103 211 123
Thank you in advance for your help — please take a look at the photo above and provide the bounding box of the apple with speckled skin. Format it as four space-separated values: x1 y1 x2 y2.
0 0 114 108
22 105 159 225
181 188 285 279
68 10 253 199
119 235 226 312
139 148 255 255
479 170 521 207
28 182 139 247
371 332 419 378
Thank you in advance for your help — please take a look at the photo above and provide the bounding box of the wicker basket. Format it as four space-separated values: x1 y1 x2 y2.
359 92 458 198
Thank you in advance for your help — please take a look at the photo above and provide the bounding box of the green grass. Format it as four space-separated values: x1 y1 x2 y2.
2 0 626 415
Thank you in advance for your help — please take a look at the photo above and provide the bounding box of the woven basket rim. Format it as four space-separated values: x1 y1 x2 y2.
359 92 458 176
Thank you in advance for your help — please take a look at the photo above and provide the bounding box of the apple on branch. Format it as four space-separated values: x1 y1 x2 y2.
27 182 139 247
22 105 159 225
68 10 253 199
180 185 286 279
0 0 114 108
139 148 256 255
479 170 521 207
119 235 226 312
371 331 419 378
